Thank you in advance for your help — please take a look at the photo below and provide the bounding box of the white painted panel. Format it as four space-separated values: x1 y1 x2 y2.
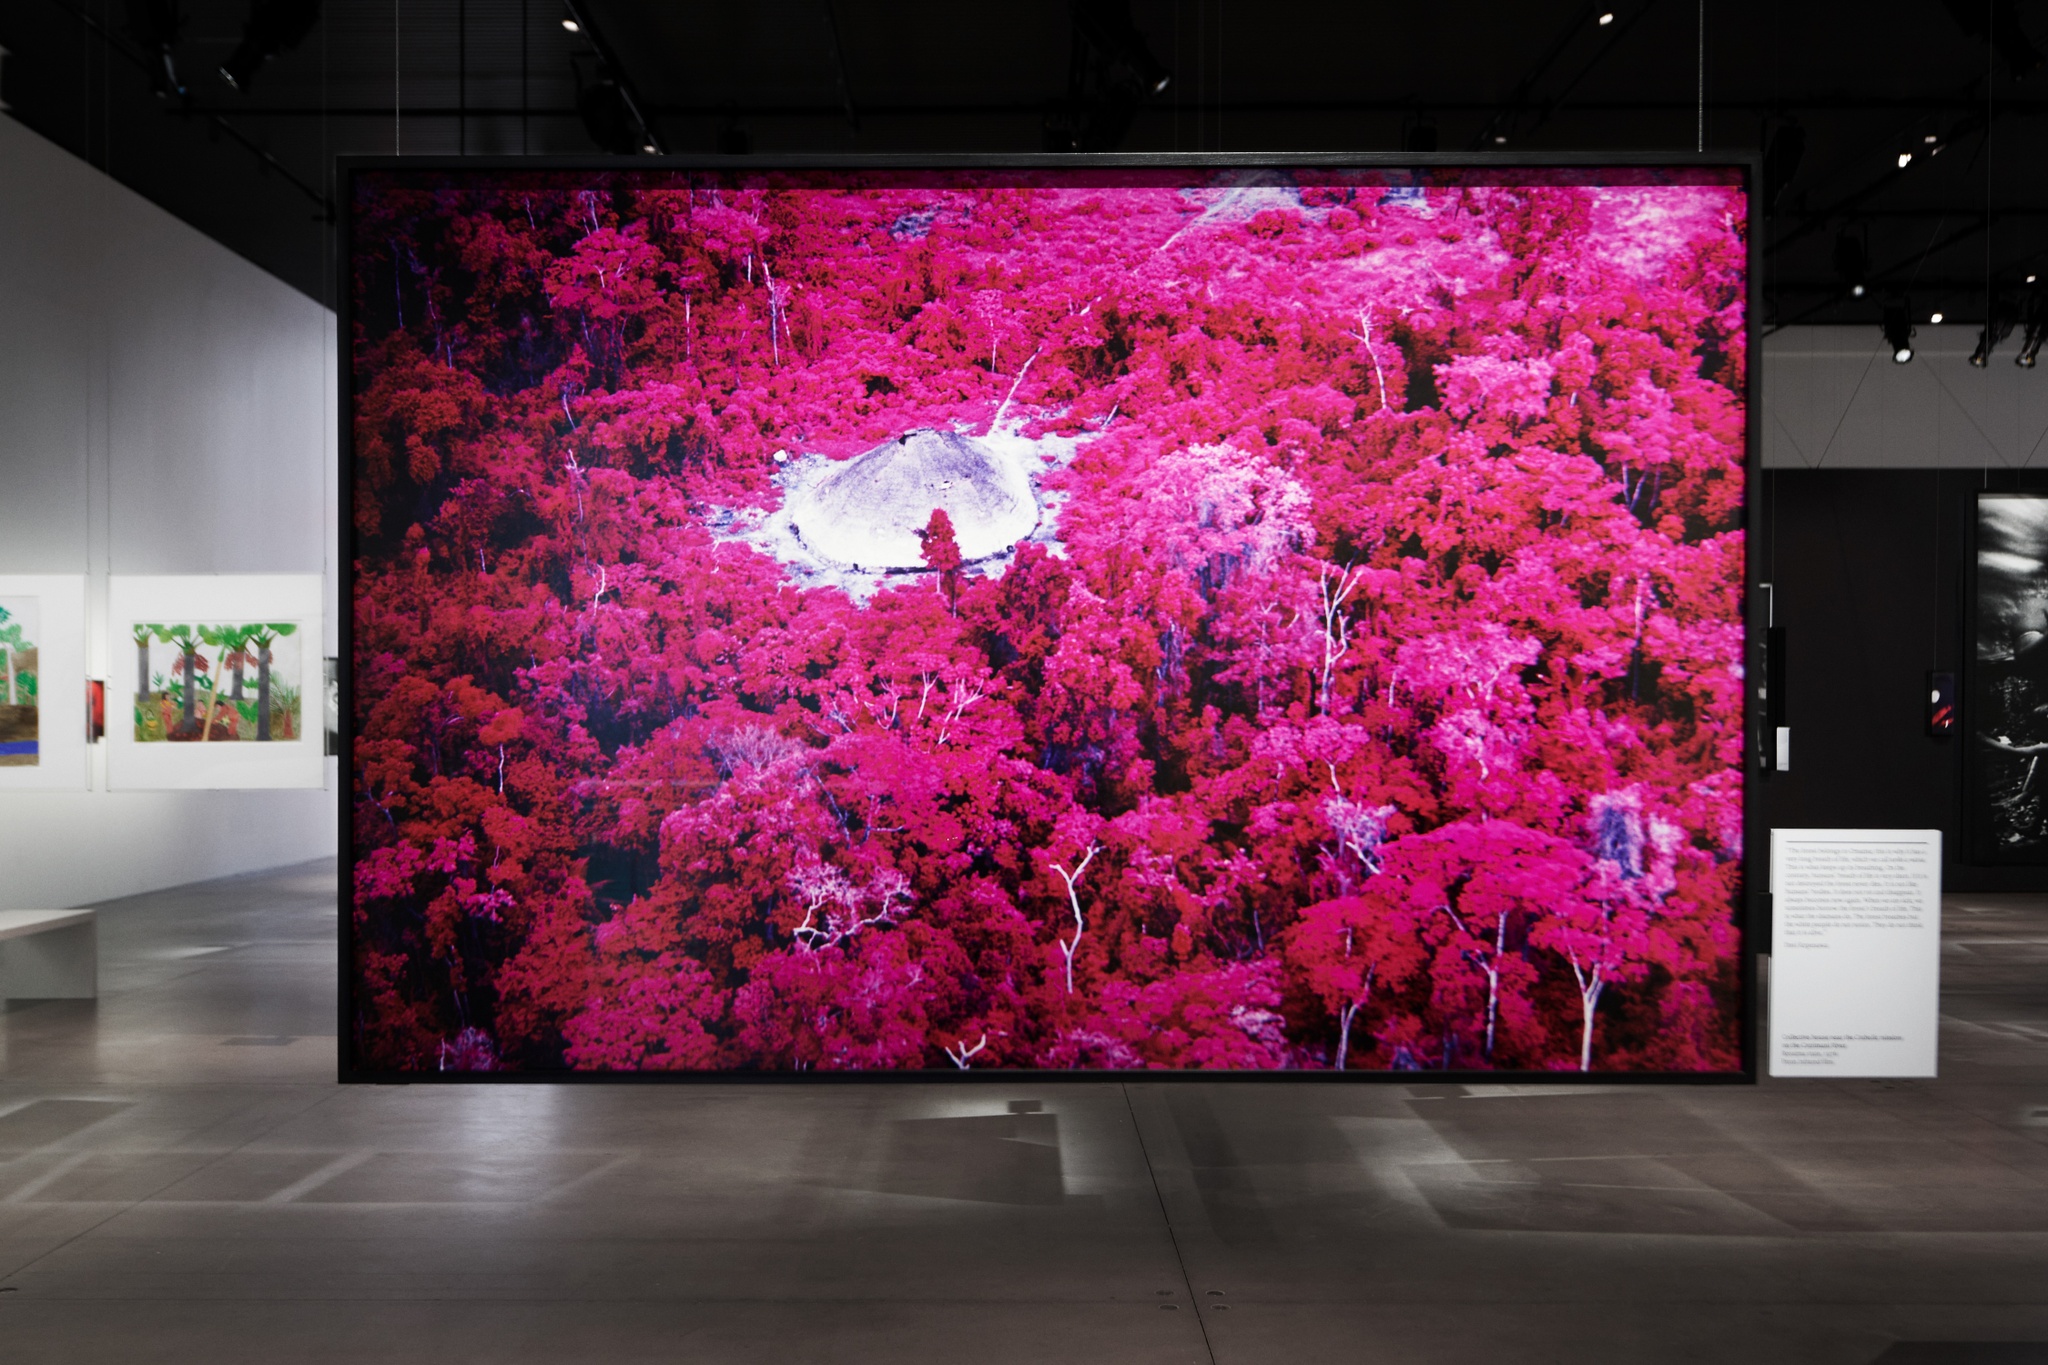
0 116 336 910
1769 828 1943 1078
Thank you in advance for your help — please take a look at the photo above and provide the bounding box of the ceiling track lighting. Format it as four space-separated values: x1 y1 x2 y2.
1882 299 1915 364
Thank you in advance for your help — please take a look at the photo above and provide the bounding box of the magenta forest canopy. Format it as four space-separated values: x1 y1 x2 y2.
346 164 1751 1077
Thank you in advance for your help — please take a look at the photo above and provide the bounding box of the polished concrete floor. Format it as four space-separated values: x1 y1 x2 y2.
1 863 2045 1363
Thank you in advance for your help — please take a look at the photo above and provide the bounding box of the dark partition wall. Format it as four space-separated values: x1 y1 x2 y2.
1754 469 2048 891
344 160 1753 1079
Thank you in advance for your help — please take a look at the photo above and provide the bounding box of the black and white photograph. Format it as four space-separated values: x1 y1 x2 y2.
1971 491 2048 862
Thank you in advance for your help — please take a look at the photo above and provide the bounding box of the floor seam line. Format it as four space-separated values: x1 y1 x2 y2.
1121 1081 1219 1365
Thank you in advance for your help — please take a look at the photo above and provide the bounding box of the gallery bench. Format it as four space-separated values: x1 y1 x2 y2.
0 910 98 1002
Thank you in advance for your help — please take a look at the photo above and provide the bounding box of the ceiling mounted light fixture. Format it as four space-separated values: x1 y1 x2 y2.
1930 311 1945 324
1972 312 2016 368
1834 228 1870 299
1897 152 1914 169
1598 11 1615 23
1883 300 1915 364
2019 295 2046 369
1044 0 1173 152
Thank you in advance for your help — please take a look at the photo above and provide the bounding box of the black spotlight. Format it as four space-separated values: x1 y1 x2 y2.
2018 294 2046 369
1971 310 2016 368
1045 0 1172 152
577 78 640 155
122 0 186 98
1833 228 1870 298
219 0 320 93
1883 299 1915 364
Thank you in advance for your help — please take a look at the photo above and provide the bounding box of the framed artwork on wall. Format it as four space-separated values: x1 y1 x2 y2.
106 574 326 790
1967 491 2048 863
343 156 1757 1080
0 574 88 790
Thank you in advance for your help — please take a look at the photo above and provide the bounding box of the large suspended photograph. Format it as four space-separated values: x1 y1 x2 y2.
1969 490 2048 863
343 161 1752 1078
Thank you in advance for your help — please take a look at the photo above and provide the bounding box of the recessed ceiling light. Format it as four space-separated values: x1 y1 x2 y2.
1924 134 1938 143
1852 284 1866 297
1930 312 1945 324
1494 135 1507 144
1598 11 1615 23
561 16 579 32
1897 152 1913 168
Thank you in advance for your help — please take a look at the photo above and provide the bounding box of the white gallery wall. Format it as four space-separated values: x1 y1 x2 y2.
1764 325 2048 469
0 115 337 911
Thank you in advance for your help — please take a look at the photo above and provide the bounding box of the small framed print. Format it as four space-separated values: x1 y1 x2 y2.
0 575 88 790
107 575 325 789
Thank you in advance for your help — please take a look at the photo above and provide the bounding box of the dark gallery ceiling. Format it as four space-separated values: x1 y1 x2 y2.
3 0 2045 348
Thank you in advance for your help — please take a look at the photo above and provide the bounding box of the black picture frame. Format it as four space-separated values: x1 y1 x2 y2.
337 151 1764 1085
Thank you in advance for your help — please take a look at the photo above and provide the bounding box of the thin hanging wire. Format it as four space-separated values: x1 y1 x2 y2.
393 0 402 155
1696 0 1705 152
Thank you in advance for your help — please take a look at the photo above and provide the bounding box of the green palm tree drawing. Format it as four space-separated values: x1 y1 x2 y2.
244 623 298 741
